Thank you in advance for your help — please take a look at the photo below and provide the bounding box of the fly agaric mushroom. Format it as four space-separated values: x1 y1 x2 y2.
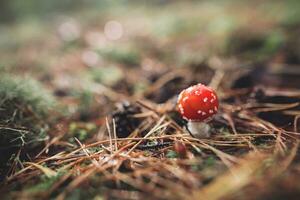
177 83 219 138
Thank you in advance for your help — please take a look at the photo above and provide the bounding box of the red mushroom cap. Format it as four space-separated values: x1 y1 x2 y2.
177 83 219 122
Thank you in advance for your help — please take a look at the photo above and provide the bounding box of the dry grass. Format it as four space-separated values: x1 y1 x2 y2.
3 76 300 199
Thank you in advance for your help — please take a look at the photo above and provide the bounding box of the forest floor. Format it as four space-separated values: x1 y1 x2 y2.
1 1 300 199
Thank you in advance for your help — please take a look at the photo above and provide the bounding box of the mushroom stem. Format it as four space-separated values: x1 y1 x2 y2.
187 121 211 138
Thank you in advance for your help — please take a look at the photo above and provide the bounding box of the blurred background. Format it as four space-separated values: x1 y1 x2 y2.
1 0 300 102
1 0 299 77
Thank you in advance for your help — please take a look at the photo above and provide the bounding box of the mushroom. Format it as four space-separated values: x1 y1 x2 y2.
177 83 219 138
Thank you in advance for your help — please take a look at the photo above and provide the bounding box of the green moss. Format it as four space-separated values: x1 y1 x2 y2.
203 156 216 168
259 31 285 55
89 66 123 86
166 150 178 159
68 122 97 143
224 29 285 61
71 88 98 120
25 170 66 194
98 46 141 66
153 15 186 38
0 75 55 120
0 74 56 175
133 82 149 95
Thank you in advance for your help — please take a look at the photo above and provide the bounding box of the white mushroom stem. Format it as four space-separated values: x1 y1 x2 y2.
187 121 211 138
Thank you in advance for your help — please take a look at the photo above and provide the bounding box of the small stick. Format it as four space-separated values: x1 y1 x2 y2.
106 117 114 153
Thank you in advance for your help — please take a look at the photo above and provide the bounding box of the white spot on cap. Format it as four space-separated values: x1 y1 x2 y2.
183 97 188 102
209 109 213 114
178 104 184 114
214 106 218 111
206 87 213 92
202 112 206 116
197 110 202 114
210 98 215 103
177 91 184 103
186 87 194 94
203 97 208 102
178 104 183 111
195 90 201 96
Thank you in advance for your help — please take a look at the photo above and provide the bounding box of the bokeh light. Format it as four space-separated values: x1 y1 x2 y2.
104 20 123 41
